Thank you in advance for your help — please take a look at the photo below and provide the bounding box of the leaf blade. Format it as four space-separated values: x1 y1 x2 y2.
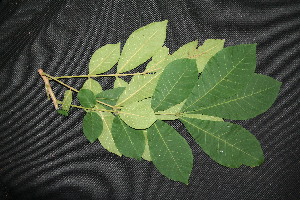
120 98 156 129
182 44 257 113
95 105 122 156
117 20 168 73
191 39 225 73
61 90 72 111
89 43 120 75
83 112 103 143
148 120 193 184
111 116 145 159
77 89 96 108
151 58 198 112
181 118 264 167
185 73 282 120
81 78 102 95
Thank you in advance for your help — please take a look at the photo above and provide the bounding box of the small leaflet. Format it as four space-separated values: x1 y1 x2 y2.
119 98 156 129
77 89 96 108
96 87 125 107
89 43 120 75
81 78 102 95
83 112 103 143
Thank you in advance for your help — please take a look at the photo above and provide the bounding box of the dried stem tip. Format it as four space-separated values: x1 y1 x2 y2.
38 69 59 110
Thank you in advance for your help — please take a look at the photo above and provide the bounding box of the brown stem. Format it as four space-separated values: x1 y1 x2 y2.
38 69 59 110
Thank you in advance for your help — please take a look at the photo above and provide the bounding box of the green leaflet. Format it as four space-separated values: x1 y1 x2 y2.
114 77 128 88
169 40 198 61
77 89 96 108
111 116 145 159
117 20 168 73
184 73 282 120
116 74 160 106
155 100 186 120
57 110 68 116
81 78 102 95
95 105 122 156
151 58 198 112
148 120 193 184
120 98 156 129
83 112 103 143
142 130 151 161
62 90 72 111
180 113 223 121
181 118 264 167
96 87 125 106
89 43 120 75
182 44 257 113
146 46 170 71
116 46 170 107
191 39 225 73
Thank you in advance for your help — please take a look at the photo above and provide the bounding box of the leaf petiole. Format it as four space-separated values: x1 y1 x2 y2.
50 68 162 79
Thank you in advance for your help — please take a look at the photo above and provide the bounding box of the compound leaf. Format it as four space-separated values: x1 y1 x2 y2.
111 116 145 159
184 73 282 120
181 118 264 168
77 89 96 108
89 43 120 75
117 20 168 73
81 78 102 95
83 112 103 143
120 98 156 129
148 120 193 184
152 58 198 112
182 44 257 113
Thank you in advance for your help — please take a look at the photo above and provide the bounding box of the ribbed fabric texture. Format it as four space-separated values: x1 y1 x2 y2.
0 1 299 199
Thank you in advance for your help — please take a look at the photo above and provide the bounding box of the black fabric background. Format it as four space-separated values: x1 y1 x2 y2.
0 1 299 199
